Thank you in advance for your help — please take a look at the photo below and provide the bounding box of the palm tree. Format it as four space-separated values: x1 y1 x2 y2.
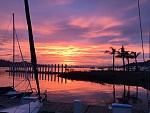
130 52 141 71
105 47 116 71
116 46 126 71
124 51 132 71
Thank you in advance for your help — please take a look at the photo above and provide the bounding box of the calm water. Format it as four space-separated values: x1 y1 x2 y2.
0 67 149 110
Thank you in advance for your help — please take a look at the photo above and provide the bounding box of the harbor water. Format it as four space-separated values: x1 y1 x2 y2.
0 67 149 110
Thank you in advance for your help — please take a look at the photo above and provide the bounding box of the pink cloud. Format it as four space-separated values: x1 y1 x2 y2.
108 37 130 43
83 30 121 38
43 0 74 6
69 16 123 29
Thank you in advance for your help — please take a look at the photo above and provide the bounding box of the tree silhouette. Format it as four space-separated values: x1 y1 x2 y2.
116 46 126 71
105 47 116 71
130 52 141 71
117 85 141 104
124 51 132 71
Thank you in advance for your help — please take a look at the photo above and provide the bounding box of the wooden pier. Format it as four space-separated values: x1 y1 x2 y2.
6 63 68 74
0 98 147 113
38 101 112 113
38 101 148 113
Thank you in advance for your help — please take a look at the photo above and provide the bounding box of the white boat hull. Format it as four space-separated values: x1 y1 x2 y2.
0 100 43 113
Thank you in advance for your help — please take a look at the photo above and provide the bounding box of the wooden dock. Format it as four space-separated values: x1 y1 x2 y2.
38 101 112 113
6 63 69 74
38 101 148 113
0 98 148 113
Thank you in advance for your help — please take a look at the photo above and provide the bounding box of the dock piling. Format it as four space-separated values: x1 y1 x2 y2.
74 100 81 113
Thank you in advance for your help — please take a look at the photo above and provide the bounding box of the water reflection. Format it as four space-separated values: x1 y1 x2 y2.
115 85 142 105
8 71 68 84
0 68 149 109
113 84 116 103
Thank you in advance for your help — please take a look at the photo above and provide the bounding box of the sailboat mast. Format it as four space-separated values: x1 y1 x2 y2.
24 0 40 97
149 26 150 61
12 13 15 88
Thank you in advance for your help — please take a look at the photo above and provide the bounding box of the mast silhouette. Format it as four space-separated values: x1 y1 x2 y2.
12 13 15 88
24 0 40 97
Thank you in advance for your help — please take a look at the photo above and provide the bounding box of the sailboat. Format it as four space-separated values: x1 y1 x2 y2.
0 0 45 112
0 13 33 99
0 14 17 97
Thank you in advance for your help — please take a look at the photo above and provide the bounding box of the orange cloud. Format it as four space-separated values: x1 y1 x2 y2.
43 0 74 6
83 30 121 38
69 16 123 29
0 36 147 66
108 37 130 43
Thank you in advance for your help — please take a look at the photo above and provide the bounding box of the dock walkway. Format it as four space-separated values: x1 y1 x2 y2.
38 101 147 113
0 98 148 113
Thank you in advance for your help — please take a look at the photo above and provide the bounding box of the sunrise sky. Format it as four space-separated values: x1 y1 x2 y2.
0 0 150 66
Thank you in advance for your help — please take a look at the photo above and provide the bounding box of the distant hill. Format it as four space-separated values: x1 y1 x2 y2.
0 59 11 67
0 59 31 67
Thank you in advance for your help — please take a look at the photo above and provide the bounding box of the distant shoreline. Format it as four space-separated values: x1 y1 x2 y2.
59 70 150 90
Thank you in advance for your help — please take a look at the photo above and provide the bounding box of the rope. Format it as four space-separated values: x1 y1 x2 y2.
15 29 33 92
14 78 26 88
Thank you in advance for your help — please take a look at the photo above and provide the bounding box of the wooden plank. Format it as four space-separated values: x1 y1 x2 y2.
38 101 148 113
0 99 148 113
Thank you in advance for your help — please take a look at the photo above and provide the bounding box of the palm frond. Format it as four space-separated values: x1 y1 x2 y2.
105 50 111 54
136 52 141 57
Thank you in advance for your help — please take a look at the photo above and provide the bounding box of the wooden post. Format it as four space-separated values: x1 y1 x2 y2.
42 65 44 73
54 64 56 72
61 77 63 83
43 65 45 73
65 64 67 72
42 74 44 80
58 64 60 73
54 75 56 82
45 74 46 80
62 64 63 73
45 64 47 73
48 64 50 73
51 75 53 81
74 100 81 113
65 78 67 84
48 74 49 81
51 64 53 72
58 75 59 83
39 74 41 80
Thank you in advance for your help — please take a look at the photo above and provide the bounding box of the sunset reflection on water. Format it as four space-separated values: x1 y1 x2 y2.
0 67 149 109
